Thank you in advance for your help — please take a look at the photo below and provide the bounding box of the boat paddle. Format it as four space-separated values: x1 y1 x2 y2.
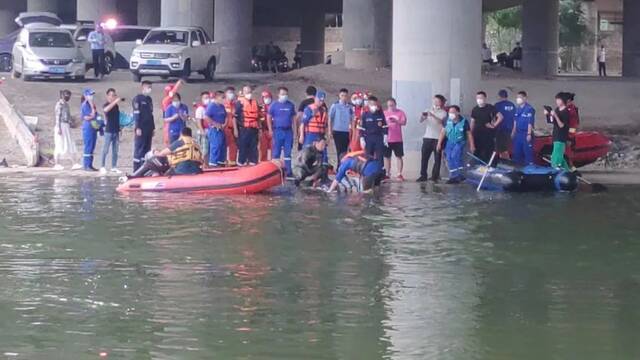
476 152 497 192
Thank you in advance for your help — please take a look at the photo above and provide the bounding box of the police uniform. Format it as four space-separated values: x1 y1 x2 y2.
359 110 388 161
513 103 536 165
132 94 155 172
269 99 296 176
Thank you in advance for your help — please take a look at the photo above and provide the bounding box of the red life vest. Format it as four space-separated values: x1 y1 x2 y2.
224 100 237 129
260 103 270 130
239 98 260 128
305 104 327 134
567 103 580 134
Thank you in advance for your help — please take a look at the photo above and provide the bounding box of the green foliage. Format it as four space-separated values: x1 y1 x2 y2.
485 7 522 55
559 0 593 47
489 6 521 30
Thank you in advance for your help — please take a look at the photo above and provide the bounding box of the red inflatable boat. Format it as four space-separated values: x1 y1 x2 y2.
117 161 283 194
533 131 611 168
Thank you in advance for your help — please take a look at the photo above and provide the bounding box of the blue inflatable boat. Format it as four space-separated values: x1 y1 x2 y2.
466 162 578 192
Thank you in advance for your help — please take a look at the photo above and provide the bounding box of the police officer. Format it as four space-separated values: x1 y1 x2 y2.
132 81 155 172
267 86 296 176
358 96 388 162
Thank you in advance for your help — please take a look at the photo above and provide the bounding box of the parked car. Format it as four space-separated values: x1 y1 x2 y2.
12 12 86 81
106 25 152 69
129 26 220 82
0 12 63 73
12 27 86 81
61 21 116 74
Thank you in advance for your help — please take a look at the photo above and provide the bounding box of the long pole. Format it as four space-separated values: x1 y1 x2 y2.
477 151 497 192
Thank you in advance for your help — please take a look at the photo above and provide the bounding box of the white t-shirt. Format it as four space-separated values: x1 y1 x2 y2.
195 105 206 120
423 107 447 139
598 48 606 63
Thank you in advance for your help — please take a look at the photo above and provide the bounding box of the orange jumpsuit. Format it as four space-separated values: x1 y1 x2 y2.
259 103 272 162
224 99 239 165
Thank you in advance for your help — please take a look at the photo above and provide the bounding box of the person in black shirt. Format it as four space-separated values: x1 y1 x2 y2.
132 81 155 172
546 93 571 170
100 88 124 174
471 91 503 164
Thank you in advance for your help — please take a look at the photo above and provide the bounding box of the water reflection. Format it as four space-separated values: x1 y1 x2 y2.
0 177 638 359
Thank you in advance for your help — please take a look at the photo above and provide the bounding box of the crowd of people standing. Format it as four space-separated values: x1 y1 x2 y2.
51 80 580 188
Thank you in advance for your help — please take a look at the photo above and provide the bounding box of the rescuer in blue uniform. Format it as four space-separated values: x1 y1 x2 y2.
358 96 388 162
204 91 228 167
81 88 98 171
494 89 516 160
268 86 296 176
326 151 385 193
437 105 475 184
132 81 155 172
163 92 189 144
512 91 536 165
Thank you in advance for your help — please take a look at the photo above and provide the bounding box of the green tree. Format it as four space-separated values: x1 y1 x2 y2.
486 6 522 55
559 0 594 71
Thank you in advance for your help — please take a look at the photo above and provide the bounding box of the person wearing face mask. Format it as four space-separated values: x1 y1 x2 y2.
383 98 407 181
511 91 536 165
297 86 318 150
437 105 475 184
223 86 241 166
358 96 388 163
100 88 125 175
53 89 81 170
471 91 502 164
204 90 228 167
237 85 261 166
194 91 212 156
329 88 355 165
545 93 571 170
259 90 273 162
164 93 189 144
349 91 366 152
132 81 156 172
418 95 447 182
301 90 330 166
268 86 296 177
494 89 516 160
81 88 99 171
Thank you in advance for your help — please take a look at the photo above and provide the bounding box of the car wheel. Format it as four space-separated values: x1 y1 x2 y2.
204 58 216 81
133 72 142 82
103 52 113 75
0 54 12 73
181 60 191 82
23 75 33 82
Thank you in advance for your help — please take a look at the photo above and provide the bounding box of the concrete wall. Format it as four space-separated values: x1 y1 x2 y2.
0 0 26 37
160 0 214 36
343 0 391 69
76 0 118 23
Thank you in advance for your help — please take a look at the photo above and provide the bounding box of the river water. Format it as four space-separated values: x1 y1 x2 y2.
0 176 639 360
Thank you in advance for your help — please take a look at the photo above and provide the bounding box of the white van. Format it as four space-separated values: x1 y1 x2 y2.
12 12 86 81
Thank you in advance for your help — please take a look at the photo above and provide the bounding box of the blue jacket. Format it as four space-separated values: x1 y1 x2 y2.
269 100 296 129
495 100 516 133
329 101 354 132
359 110 387 138
515 103 536 133
165 103 188 137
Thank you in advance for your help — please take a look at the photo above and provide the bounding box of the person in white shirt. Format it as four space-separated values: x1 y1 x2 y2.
598 45 607 77
194 91 211 158
417 95 448 182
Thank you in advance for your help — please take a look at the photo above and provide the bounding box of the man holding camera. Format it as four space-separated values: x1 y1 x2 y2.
100 88 125 175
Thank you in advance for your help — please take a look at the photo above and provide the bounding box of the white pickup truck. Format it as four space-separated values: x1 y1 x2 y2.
129 26 220 82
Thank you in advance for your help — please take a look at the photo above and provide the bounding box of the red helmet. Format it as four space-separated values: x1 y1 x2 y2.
261 89 272 98
352 91 364 99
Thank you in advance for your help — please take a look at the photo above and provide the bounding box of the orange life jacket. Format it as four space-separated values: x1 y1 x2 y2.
239 98 260 128
305 104 327 134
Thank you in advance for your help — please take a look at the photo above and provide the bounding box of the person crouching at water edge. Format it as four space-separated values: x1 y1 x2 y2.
293 137 330 187
128 127 203 178
437 106 475 184
53 89 82 170
326 151 385 194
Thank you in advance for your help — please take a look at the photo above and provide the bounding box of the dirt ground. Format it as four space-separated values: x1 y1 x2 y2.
1 64 639 175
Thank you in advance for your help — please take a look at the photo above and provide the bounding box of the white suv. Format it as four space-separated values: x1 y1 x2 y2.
61 22 116 74
129 26 220 82
12 27 86 81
